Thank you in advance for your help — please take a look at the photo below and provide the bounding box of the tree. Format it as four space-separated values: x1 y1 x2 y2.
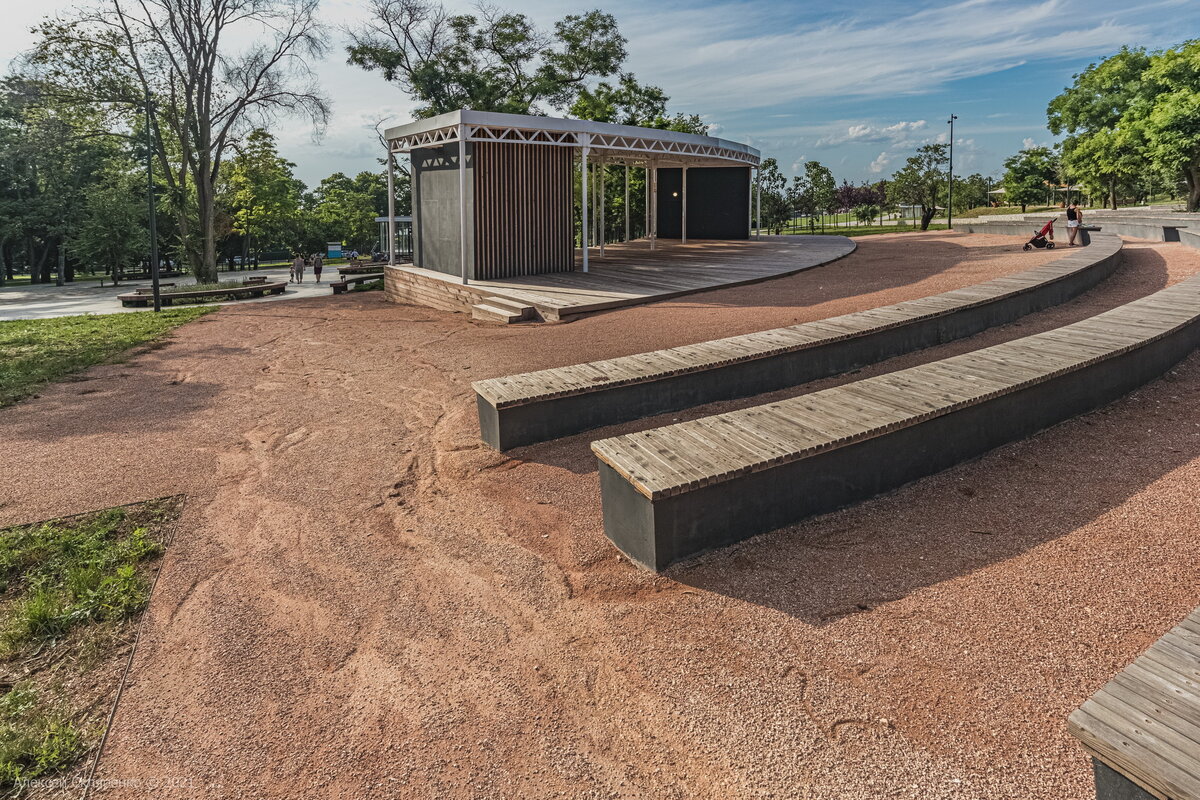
1002 146 1057 213
32 0 329 281
755 158 791 235
347 1 626 118
0 78 118 283
306 171 391 253
853 204 879 226
75 159 147 282
1140 41 1200 211
888 144 948 230
1048 47 1152 211
224 130 304 266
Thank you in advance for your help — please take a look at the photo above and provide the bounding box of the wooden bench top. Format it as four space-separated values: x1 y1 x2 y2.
474 234 1122 409
1069 606 1200 800
591 272 1200 501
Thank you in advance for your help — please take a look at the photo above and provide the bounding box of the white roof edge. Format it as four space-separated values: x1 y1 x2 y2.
383 108 759 161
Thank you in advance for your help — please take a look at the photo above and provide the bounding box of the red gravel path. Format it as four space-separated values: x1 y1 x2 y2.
1 233 1198 799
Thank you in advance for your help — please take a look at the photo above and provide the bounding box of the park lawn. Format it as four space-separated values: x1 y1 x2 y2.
0 308 213 408
0 498 180 791
783 224 951 237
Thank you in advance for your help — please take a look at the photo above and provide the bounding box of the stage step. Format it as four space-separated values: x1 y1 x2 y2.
471 300 532 324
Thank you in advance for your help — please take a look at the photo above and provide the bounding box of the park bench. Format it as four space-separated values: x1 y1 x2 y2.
473 233 1123 450
244 275 269 284
1069 605 1200 800
116 281 286 307
331 273 383 294
133 283 175 293
591 273 1200 571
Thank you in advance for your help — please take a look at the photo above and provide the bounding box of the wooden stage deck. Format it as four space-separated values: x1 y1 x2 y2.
386 237 855 321
1069 606 1200 800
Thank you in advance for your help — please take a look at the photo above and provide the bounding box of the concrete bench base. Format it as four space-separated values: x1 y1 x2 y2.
477 234 1122 450
594 279 1200 571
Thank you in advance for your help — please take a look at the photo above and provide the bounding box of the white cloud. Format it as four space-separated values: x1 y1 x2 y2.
621 0 1153 112
815 119 927 147
869 152 892 173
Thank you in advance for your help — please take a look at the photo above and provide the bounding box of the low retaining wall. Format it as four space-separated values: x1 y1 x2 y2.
475 233 1122 449
1179 228 1200 252
593 275 1200 571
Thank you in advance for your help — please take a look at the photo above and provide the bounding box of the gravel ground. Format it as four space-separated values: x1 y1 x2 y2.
0 232 1197 799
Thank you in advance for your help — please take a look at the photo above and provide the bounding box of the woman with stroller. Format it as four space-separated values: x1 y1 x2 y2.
1066 202 1083 246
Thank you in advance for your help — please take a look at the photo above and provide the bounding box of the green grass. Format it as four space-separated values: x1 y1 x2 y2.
0 684 86 788
178 280 250 294
781 223 951 237
0 307 213 408
349 278 383 292
0 500 177 791
954 205 1059 219
0 508 163 653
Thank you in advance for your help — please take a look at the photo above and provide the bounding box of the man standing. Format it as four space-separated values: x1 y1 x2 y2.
313 252 324 284
291 253 305 283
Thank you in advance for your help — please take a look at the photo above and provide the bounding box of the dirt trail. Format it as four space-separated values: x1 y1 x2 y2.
1 233 1198 799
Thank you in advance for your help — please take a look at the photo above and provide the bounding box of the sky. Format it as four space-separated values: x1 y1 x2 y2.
3 0 1198 187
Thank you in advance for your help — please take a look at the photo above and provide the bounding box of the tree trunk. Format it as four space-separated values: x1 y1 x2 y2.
1109 179 1118 211
1186 167 1200 213
920 206 936 231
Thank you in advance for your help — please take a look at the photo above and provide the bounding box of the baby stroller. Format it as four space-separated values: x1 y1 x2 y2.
1022 219 1056 251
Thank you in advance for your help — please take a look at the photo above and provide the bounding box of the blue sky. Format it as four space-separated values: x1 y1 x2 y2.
4 0 1199 186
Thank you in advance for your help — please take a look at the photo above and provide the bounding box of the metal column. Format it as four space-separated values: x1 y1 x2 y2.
581 139 590 273
458 124 468 284
599 161 606 257
386 149 397 266
650 163 658 251
624 165 630 242
755 167 761 240
681 166 688 244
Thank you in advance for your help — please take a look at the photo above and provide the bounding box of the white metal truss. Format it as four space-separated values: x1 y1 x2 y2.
390 122 759 168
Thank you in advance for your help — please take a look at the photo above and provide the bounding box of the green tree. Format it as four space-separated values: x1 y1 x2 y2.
888 144 948 230
347 2 626 117
74 160 147 282
1047 47 1153 210
755 158 791 235
1140 40 1200 211
805 161 837 228
1002 146 1057 212
306 172 391 253
224 130 304 266
32 0 329 281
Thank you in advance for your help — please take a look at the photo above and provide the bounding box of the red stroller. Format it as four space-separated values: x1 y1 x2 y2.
1022 219 1056 251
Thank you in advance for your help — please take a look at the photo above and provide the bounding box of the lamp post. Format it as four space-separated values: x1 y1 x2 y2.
145 93 161 312
946 114 957 230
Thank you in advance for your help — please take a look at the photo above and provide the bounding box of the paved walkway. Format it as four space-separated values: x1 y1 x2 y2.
0 267 341 320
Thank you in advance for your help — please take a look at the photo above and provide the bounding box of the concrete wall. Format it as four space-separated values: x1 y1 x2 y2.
656 167 751 239
478 234 1122 449
1180 228 1200 252
412 142 475 278
600 313 1200 571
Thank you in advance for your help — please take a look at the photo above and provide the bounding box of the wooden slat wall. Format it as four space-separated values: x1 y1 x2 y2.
473 142 573 280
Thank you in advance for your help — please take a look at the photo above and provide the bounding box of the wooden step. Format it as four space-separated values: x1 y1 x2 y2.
482 296 535 320
471 303 526 324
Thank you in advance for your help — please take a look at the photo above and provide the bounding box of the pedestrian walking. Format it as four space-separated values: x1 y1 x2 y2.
291 253 305 283
313 252 324 283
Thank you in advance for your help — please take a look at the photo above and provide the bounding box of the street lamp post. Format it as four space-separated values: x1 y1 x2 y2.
947 114 957 229
144 94 161 312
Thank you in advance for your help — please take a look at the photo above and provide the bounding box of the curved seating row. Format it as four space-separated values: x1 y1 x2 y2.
965 214 1193 242
474 233 1123 450
592 273 1200 571
1069 605 1200 800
